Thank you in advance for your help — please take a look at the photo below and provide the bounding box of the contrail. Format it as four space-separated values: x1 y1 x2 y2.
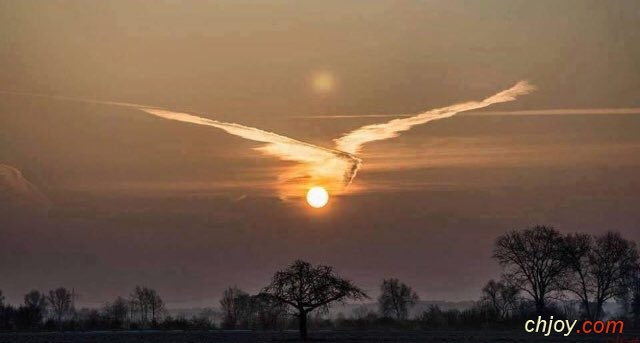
0 90 159 110
138 108 361 198
293 107 640 119
334 81 535 154
0 90 360 198
289 107 640 119
1 81 534 198
465 107 640 116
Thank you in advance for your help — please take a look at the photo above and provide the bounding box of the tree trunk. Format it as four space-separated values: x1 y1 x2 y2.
535 298 545 315
595 300 604 320
581 299 592 320
299 311 308 340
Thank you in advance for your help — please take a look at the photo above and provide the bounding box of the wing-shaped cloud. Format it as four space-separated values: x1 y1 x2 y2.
1 81 533 199
334 81 535 154
139 108 361 198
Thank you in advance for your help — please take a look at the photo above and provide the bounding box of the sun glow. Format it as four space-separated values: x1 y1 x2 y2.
306 186 329 208
311 71 335 94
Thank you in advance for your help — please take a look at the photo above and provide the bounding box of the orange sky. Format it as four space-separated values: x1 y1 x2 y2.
1 0 640 307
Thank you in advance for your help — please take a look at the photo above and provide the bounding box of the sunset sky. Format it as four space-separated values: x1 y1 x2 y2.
1 1 640 308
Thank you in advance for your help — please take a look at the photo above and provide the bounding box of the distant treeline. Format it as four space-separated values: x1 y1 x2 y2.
1 226 640 338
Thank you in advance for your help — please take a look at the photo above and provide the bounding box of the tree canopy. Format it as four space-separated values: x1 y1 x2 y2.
261 260 368 340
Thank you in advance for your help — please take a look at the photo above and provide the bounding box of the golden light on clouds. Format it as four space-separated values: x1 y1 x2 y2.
306 186 329 208
311 71 336 94
1 81 533 204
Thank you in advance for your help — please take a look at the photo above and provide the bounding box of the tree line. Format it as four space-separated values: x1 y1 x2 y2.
1 225 639 340
492 226 639 320
0 286 185 332
211 225 640 338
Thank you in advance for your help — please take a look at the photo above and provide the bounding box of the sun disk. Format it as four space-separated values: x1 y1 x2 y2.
306 186 329 208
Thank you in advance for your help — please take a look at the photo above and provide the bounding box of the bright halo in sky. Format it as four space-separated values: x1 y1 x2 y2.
306 186 329 208
311 71 335 93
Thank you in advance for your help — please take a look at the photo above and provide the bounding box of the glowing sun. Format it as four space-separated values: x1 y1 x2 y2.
306 186 329 208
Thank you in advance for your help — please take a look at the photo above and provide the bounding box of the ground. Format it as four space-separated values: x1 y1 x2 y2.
0 330 636 343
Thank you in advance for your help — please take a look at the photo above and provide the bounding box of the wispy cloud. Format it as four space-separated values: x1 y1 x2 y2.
0 164 51 210
137 108 361 199
292 107 640 119
139 82 533 196
466 108 640 116
1 81 534 198
334 81 535 154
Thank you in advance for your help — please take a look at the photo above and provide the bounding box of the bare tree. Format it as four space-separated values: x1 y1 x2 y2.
147 289 164 325
0 290 11 331
103 296 129 329
561 233 595 318
130 286 148 327
220 290 285 330
481 279 520 319
589 232 638 319
378 278 419 320
220 286 244 329
493 225 568 314
129 286 163 327
261 260 368 340
23 290 47 328
220 286 253 329
47 287 72 330
561 231 639 320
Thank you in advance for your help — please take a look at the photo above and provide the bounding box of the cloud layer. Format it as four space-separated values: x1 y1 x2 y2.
138 81 533 198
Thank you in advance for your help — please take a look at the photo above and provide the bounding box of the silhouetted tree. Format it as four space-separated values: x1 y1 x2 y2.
561 233 596 318
130 287 147 327
378 278 419 320
47 287 72 330
0 304 16 330
589 232 638 319
148 289 164 325
481 279 520 319
0 290 12 330
103 296 129 329
219 286 252 329
22 290 47 329
130 286 165 328
261 260 368 340
562 232 638 320
493 225 567 314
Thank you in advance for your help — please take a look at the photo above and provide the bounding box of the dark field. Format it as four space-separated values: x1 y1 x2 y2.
0 330 636 343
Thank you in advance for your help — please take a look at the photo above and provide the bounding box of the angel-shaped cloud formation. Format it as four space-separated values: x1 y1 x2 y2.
138 81 534 198
1 81 534 199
